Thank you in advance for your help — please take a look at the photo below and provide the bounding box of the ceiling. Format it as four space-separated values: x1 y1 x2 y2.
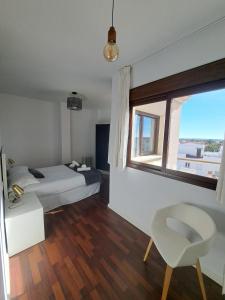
0 0 225 108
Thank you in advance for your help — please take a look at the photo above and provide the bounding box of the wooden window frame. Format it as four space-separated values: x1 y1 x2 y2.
127 58 225 190
134 110 159 156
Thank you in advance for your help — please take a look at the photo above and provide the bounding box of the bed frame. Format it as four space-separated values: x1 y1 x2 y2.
0 148 8 202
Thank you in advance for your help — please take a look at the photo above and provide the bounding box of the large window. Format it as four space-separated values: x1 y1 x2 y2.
128 58 225 189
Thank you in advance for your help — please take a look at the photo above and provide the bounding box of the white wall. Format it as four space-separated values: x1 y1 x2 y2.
110 19 225 286
71 108 97 164
167 99 183 168
0 94 61 168
60 102 71 164
0 93 111 168
70 106 111 165
96 108 111 124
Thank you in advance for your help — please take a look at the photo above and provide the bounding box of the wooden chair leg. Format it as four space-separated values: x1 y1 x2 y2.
196 259 207 300
143 238 153 262
161 265 173 300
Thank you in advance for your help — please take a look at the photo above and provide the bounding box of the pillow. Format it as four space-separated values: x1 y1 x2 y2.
7 165 32 188
8 165 28 177
28 168 45 179
9 174 40 189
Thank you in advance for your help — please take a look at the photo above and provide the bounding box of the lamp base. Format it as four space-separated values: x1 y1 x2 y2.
8 199 23 209
8 195 23 209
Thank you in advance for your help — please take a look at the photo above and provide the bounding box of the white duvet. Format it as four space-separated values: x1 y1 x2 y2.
24 165 85 196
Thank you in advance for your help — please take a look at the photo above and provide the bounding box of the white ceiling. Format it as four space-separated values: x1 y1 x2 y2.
0 0 225 108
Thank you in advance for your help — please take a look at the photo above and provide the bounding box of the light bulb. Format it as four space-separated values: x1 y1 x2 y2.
103 26 119 62
103 42 119 62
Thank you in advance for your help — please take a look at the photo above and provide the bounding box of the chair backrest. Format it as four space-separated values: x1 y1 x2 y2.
165 203 216 241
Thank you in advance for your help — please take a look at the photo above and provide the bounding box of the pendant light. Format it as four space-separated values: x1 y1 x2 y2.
103 0 119 62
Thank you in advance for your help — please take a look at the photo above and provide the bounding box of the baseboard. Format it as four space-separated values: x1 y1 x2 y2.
108 203 149 236
199 264 223 287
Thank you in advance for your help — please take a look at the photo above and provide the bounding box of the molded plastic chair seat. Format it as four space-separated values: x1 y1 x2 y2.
152 226 191 268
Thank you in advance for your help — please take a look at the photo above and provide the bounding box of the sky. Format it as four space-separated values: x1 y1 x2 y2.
179 88 225 139
135 88 225 139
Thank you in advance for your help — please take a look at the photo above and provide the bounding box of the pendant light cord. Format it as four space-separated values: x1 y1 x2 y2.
112 0 115 27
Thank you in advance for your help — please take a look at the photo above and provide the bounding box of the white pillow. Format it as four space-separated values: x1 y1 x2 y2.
8 165 29 177
9 174 40 189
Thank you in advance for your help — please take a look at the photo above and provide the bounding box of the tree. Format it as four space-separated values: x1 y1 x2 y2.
205 143 220 152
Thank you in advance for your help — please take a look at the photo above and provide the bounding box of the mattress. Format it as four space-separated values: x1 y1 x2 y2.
24 165 86 196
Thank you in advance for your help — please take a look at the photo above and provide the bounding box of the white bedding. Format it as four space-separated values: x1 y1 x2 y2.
24 165 85 196
39 182 100 212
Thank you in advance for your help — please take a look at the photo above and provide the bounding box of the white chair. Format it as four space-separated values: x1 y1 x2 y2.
143 203 216 300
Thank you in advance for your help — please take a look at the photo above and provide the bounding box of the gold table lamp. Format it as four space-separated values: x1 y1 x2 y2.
8 184 24 208
11 184 24 200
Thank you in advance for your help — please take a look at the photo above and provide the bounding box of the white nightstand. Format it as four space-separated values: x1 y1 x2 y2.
5 192 45 257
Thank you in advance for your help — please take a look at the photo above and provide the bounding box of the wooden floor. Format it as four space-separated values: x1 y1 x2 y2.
10 194 222 300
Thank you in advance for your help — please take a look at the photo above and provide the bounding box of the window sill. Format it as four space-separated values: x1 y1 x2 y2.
127 161 217 190
131 154 162 166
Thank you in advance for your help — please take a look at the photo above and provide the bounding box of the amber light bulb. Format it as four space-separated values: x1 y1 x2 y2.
103 42 119 62
103 26 119 62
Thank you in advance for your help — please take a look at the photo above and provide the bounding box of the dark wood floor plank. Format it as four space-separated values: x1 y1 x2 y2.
54 263 82 299
89 288 101 300
17 294 29 300
64 256 84 290
76 256 98 287
52 281 66 300
10 194 222 300
10 256 25 298
100 258 127 292
95 269 120 300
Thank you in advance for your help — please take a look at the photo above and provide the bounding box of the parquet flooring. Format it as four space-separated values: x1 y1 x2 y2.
10 194 222 300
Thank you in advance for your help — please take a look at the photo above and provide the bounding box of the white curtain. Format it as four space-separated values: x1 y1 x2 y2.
108 65 131 169
216 135 225 204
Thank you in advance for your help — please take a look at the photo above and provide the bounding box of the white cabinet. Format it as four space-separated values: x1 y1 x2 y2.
5 192 45 257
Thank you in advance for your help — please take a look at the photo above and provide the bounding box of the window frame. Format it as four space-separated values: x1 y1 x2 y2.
133 110 160 156
127 58 225 190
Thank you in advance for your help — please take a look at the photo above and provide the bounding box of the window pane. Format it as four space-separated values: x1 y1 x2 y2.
141 116 155 155
134 114 140 156
131 101 167 167
167 89 225 178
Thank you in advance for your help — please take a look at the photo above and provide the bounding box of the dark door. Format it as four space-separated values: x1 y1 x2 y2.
197 148 202 158
96 124 110 171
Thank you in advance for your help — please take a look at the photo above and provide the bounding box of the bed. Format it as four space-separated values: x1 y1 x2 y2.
5 160 101 212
